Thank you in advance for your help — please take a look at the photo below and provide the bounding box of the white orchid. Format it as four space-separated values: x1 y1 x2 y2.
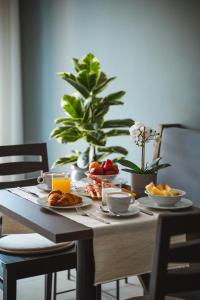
119 122 169 174
129 122 158 146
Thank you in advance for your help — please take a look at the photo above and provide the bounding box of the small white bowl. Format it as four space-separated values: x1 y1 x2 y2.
145 189 186 206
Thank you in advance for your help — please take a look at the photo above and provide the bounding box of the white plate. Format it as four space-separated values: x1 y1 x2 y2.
36 196 92 209
97 205 140 218
137 197 193 210
37 184 51 192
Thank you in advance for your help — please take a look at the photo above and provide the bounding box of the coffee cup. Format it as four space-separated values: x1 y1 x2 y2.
101 186 121 206
107 192 132 213
37 172 54 189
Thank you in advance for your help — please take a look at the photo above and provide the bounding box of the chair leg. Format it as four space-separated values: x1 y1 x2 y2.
3 268 17 300
53 272 57 300
96 284 101 300
44 273 53 300
116 279 120 300
67 269 71 280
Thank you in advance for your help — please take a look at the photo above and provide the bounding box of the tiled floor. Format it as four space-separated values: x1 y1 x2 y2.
0 270 144 299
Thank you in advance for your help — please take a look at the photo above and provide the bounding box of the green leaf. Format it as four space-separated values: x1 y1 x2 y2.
121 168 136 174
97 146 128 156
145 158 161 170
72 58 81 72
118 159 143 173
102 119 134 128
106 129 130 137
82 53 100 74
61 95 84 118
55 117 81 125
102 91 125 105
112 156 126 163
50 127 82 143
82 99 93 126
58 72 90 98
52 151 79 167
85 131 107 146
93 76 116 94
154 163 171 171
77 147 90 169
94 106 109 119
77 70 97 92
72 53 100 75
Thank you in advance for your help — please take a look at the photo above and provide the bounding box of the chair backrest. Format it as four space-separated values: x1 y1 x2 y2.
154 124 200 207
149 212 200 300
0 143 49 188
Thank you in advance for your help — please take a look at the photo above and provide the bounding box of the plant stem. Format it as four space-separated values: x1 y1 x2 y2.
93 145 96 159
141 127 145 171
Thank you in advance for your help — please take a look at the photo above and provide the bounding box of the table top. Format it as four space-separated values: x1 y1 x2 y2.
0 190 93 243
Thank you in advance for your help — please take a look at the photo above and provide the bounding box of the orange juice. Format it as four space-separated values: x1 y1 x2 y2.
52 176 70 193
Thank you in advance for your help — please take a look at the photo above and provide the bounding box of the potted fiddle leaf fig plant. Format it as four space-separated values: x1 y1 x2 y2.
119 122 171 197
51 53 134 180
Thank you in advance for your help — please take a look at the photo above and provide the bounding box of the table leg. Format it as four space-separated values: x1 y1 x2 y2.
76 239 100 300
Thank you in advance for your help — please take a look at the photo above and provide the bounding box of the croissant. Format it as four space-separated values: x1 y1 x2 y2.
48 190 82 206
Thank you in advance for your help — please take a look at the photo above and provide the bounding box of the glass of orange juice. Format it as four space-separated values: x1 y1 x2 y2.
52 172 70 193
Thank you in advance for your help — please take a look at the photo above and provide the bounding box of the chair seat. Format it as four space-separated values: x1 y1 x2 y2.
0 233 74 255
127 297 182 300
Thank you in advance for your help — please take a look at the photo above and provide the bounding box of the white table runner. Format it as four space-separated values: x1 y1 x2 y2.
6 186 159 284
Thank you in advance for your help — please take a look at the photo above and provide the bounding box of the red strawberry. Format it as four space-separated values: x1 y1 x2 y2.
103 159 113 171
104 170 114 175
94 166 104 175
111 166 119 174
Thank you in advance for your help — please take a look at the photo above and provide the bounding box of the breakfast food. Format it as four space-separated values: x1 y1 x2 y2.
87 159 119 176
146 182 180 196
48 190 82 206
85 175 116 200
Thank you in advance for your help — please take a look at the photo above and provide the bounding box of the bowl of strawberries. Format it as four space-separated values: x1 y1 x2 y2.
86 159 119 181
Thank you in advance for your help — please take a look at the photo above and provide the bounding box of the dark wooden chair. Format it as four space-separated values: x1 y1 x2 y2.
137 123 200 297
0 143 76 299
0 143 49 189
128 211 200 300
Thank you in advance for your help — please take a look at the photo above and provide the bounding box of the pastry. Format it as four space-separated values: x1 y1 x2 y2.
48 190 82 206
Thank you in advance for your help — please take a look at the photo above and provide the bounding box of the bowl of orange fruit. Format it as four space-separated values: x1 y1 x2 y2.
86 159 119 181
145 182 186 206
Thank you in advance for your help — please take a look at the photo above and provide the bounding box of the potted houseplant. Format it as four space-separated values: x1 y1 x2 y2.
51 53 134 180
119 122 171 197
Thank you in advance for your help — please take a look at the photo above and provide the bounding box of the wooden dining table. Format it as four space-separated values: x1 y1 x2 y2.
0 189 101 300
0 187 196 300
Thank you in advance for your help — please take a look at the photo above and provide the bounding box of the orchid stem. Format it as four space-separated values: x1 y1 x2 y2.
141 127 145 171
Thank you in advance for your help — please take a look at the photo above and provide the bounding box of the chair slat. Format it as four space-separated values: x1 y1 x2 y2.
169 239 200 263
0 143 49 189
0 162 45 175
166 271 200 294
161 212 200 237
0 143 47 157
0 179 38 189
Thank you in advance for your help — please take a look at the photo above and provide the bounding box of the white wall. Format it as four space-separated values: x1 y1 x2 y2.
20 0 200 179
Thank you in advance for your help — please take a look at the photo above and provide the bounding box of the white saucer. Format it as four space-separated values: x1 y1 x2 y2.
36 196 92 209
97 205 140 218
37 184 51 192
137 197 193 210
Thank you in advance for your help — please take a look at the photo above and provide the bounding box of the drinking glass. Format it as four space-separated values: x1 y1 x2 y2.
101 182 121 206
52 173 70 193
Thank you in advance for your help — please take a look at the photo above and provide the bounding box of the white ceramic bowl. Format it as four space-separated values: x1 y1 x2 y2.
145 189 186 206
